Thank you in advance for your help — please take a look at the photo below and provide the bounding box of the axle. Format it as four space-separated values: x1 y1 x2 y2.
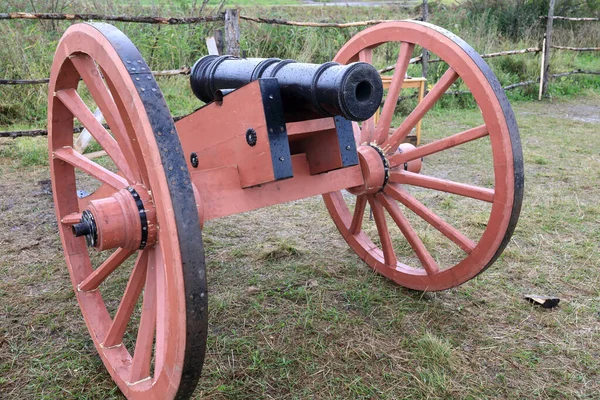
190 56 383 122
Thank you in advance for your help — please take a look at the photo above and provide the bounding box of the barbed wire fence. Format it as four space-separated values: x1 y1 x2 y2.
1 1 598 138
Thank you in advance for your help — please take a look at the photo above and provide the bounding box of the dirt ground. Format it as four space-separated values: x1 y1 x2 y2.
1 93 599 399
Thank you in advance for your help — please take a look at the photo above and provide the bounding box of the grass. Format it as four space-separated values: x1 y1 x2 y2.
1 91 599 398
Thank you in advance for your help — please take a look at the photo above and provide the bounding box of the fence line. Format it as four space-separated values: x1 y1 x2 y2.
0 12 224 24
8 47 549 86
239 15 413 27
378 48 541 73
14 46 596 86
551 45 600 51
550 69 600 78
0 114 189 139
0 78 50 85
2 3 599 137
0 67 193 85
4 68 595 139
0 11 418 27
542 16 600 21
539 2 600 98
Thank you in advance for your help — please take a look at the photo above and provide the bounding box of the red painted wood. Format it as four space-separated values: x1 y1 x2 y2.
192 154 364 221
384 67 459 152
69 54 138 182
384 183 476 253
389 170 495 203
367 195 397 266
55 88 132 178
388 124 488 167
130 248 158 383
78 247 136 291
60 212 83 225
349 194 367 235
103 249 149 347
287 118 345 175
378 193 439 275
286 117 335 137
374 42 415 144
53 146 128 190
176 81 278 188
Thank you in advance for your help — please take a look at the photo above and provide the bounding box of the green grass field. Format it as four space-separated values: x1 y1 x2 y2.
1 90 599 398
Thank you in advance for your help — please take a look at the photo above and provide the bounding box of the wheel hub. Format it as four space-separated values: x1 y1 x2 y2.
348 143 422 195
395 143 423 173
72 186 156 251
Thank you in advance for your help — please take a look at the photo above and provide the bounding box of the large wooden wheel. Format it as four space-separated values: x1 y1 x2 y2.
323 21 524 291
48 23 207 399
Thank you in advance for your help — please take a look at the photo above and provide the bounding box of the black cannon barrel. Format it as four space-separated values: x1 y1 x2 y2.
190 55 383 122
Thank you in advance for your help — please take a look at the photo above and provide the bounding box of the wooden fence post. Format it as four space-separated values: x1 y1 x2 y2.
540 0 556 99
538 34 546 100
224 8 240 57
421 0 429 82
214 29 224 55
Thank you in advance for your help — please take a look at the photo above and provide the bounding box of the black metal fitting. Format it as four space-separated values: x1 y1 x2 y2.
367 143 390 191
190 152 199 168
72 210 97 248
190 55 383 122
126 187 148 250
246 128 257 146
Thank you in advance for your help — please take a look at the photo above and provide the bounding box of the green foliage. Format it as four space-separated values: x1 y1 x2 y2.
0 0 598 129
460 0 600 41
0 137 48 166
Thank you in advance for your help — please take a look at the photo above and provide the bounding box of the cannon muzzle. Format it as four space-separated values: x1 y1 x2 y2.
190 56 383 122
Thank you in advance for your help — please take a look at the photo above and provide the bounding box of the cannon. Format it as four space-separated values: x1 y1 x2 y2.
47 21 523 399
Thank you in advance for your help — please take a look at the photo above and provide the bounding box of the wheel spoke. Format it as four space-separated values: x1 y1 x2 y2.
78 248 136 292
153 244 166 376
103 249 149 348
130 248 157 384
385 183 476 253
374 42 415 144
53 146 129 190
378 193 439 275
358 48 373 64
358 48 375 143
384 67 460 151
69 54 139 182
389 169 495 203
102 69 149 184
362 117 376 144
55 88 134 182
388 124 488 168
349 194 367 234
367 195 397 266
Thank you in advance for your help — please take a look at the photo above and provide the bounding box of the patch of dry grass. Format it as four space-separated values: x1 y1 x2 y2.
1 92 599 399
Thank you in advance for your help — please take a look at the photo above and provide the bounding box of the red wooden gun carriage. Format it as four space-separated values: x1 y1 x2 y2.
47 20 523 399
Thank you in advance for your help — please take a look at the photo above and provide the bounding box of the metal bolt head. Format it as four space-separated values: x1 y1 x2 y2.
246 128 257 147
190 152 199 168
